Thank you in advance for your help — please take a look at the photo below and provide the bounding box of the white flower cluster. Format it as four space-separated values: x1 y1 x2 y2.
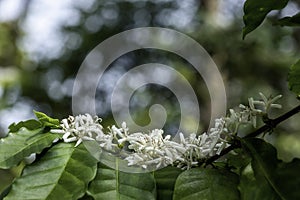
50 114 106 148
227 92 282 130
50 93 282 169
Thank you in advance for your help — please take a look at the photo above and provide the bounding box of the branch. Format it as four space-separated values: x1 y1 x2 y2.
206 104 300 164
245 104 300 138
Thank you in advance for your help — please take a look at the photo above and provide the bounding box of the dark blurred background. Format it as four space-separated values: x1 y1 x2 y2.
1 0 300 193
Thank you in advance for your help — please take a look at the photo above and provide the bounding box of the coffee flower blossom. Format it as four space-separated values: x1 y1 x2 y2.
50 114 105 147
50 93 282 169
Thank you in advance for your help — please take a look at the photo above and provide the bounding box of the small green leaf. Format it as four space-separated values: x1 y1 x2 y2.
0 128 59 169
275 12 300 26
243 0 289 38
34 111 60 128
4 143 98 200
242 138 300 200
87 163 156 200
8 119 42 133
154 166 182 200
288 59 300 97
173 168 240 200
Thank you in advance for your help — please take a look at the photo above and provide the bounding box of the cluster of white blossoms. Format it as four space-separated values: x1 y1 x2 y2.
50 93 282 169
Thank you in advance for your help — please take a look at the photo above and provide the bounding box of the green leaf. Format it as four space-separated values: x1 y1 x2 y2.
8 119 42 133
288 59 300 97
0 184 12 200
0 128 59 169
239 164 280 200
4 143 98 200
227 149 251 175
243 0 288 38
87 163 156 200
34 111 60 128
173 168 240 200
154 166 182 200
275 12 300 26
242 138 300 200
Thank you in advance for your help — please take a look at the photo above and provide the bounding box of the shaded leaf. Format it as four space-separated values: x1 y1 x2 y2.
288 59 300 97
0 184 12 200
78 194 94 200
87 163 156 200
0 128 59 169
275 12 300 26
8 120 42 133
34 111 60 128
242 138 300 200
154 166 182 200
173 168 240 200
243 0 288 38
227 149 251 175
239 164 280 200
4 143 98 200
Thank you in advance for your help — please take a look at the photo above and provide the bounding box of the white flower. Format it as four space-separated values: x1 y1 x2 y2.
257 92 282 112
249 93 282 114
24 153 36 164
248 97 263 114
123 129 187 169
50 114 104 147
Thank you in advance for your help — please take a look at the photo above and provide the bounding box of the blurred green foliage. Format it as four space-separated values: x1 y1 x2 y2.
1 0 300 195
